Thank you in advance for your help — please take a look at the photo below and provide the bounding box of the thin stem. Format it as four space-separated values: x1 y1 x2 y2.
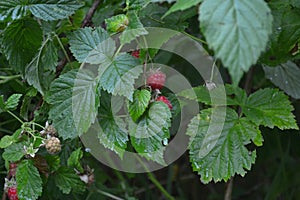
31 122 45 130
224 178 233 200
7 110 24 124
181 31 208 45
210 60 216 82
114 44 124 58
55 34 71 63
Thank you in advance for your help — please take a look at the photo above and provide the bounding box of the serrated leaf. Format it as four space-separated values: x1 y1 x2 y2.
16 160 43 200
126 0 152 11
97 92 129 158
187 108 261 183
0 135 14 148
100 54 143 101
120 11 148 45
54 167 86 194
129 89 151 121
46 69 99 140
263 62 300 99
68 27 115 64
243 88 299 130
129 102 172 165
2 18 42 73
163 0 202 18
2 142 25 162
0 0 82 21
105 14 129 33
67 148 84 173
199 0 273 85
5 94 22 110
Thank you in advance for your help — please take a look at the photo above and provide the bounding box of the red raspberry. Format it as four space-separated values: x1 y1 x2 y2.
9 163 17 177
7 186 18 200
131 50 140 58
147 70 166 90
156 96 172 110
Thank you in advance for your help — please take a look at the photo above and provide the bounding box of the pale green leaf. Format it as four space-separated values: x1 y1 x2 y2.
54 167 86 194
2 143 25 162
199 0 273 85
68 27 115 64
2 18 42 73
120 11 148 45
105 14 129 33
0 135 14 148
0 0 82 21
129 102 172 165
163 0 202 18
188 108 261 183
100 54 143 101
97 92 129 158
128 89 151 121
126 0 152 10
16 160 43 200
67 148 84 173
46 69 99 139
263 62 300 99
5 94 22 110
243 88 299 130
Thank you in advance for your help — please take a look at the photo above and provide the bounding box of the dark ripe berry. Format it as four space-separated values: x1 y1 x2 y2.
156 96 172 110
131 50 140 58
147 70 166 90
7 187 18 200
45 137 61 154
9 163 17 177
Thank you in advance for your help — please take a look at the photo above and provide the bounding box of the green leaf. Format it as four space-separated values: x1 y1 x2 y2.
199 0 273 85
100 54 143 101
105 14 129 33
2 142 25 162
54 167 86 194
0 135 14 148
129 102 172 165
243 88 299 130
97 92 129 158
25 38 58 95
46 69 99 140
0 0 82 21
188 108 261 183
126 0 152 11
263 62 300 99
128 89 151 121
120 11 148 45
67 148 84 173
68 27 115 64
2 18 42 73
151 0 175 3
5 94 22 110
260 0 300 65
16 160 43 200
163 0 202 18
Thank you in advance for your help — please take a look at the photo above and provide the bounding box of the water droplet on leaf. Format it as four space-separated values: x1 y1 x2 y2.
163 138 168 146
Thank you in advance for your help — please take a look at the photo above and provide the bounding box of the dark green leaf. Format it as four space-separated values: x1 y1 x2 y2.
46 69 99 139
188 108 261 183
2 142 25 162
16 160 43 200
126 0 151 11
2 18 42 73
54 167 86 194
128 89 151 121
263 62 300 99
243 88 299 130
163 0 202 18
0 96 5 112
129 102 172 165
5 94 22 110
100 54 143 101
67 148 84 173
68 27 115 64
199 0 273 85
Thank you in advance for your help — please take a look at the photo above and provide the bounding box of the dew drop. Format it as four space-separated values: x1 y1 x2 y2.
274 74 278 77
285 81 288 84
163 138 168 146
194 162 200 169
85 148 91 152
277 27 282 31
249 152 252 156
205 168 209 178
207 143 211 149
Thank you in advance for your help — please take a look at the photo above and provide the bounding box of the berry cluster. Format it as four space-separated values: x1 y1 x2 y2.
45 137 61 154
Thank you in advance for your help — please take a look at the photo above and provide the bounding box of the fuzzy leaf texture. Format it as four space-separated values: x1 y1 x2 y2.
0 0 83 21
242 88 299 130
1 18 42 73
68 27 116 64
16 160 43 200
97 92 129 158
46 69 99 140
263 62 300 99
129 102 172 165
187 108 263 183
2 142 25 162
128 89 151 121
54 167 86 194
99 54 143 101
199 0 273 85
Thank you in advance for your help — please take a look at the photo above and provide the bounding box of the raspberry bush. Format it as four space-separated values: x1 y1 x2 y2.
0 0 299 200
